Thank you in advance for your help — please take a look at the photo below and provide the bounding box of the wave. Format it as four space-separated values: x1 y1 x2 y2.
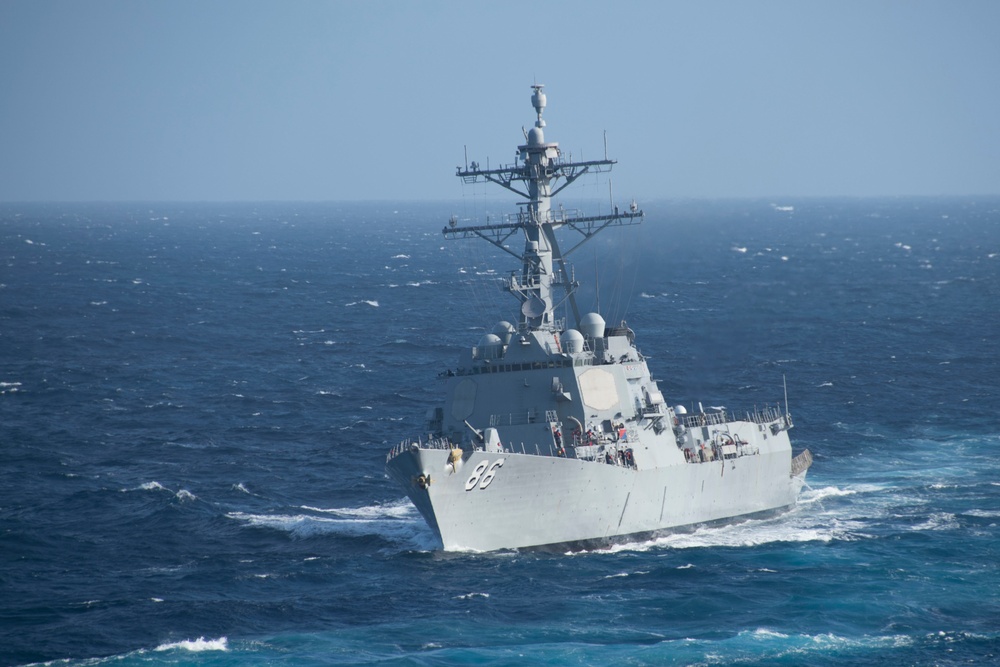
588 482 889 554
345 300 379 307
911 511 959 531
227 500 437 549
299 501 414 520
454 592 490 600
132 481 196 502
138 481 168 492
154 636 228 652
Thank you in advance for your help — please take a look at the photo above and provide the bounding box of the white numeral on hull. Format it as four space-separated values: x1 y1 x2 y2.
465 458 504 491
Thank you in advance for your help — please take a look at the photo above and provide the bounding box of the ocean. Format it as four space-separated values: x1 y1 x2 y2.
1 197 998 666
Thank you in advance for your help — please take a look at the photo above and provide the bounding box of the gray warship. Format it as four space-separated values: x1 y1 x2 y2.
386 84 812 551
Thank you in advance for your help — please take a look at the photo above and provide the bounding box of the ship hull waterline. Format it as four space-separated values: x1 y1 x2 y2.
386 443 809 552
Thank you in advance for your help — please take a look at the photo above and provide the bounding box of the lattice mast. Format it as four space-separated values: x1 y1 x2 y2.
444 84 644 332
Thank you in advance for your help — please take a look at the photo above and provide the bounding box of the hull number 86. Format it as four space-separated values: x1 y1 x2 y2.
465 458 504 491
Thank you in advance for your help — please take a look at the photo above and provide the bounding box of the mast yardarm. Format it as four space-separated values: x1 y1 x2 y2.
445 84 644 332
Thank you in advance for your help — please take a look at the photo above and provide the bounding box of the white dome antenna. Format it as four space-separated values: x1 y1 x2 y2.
531 84 546 128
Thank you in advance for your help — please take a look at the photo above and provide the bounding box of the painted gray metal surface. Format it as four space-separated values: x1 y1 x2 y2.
385 85 811 552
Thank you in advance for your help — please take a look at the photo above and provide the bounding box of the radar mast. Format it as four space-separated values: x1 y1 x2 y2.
445 84 644 332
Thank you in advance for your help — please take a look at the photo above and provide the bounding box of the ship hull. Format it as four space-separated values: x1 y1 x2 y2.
386 436 807 552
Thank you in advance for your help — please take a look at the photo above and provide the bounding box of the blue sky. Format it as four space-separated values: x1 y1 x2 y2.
1 1 998 201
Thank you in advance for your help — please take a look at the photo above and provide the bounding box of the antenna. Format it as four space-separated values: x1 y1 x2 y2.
783 374 789 417
604 130 608 161
595 249 600 313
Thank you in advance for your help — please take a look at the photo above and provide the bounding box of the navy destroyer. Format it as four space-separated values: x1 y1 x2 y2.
386 84 812 551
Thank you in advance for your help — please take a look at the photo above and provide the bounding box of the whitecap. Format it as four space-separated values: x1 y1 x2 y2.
749 627 789 639
911 512 959 531
732 246 748 253
299 501 414 520
155 636 228 652
175 489 196 502
227 500 436 549
798 485 872 503
138 481 167 492
392 254 410 259
454 592 490 600
345 300 379 307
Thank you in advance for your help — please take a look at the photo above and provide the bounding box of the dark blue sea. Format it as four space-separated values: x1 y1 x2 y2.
2 198 998 666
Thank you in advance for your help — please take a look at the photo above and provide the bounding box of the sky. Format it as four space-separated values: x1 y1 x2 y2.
1 0 998 202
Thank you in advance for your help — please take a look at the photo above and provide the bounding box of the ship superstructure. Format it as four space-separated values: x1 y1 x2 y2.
385 85 812 551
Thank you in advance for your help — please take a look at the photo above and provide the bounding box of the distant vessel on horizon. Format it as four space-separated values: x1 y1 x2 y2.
385 84 812 551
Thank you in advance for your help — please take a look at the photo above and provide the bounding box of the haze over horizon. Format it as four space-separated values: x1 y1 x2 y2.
2 1 998 203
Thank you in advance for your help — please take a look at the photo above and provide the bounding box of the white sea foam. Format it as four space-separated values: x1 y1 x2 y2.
154 636 228 652
138 481 167 492
392 254 410 259
175 489 196 502
300 502 414 520
798 484 879 503
228 500 436 549
911 512 959 531
593 481 890 554
734 628 916 661
749 627 789 639
345 300 379 307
